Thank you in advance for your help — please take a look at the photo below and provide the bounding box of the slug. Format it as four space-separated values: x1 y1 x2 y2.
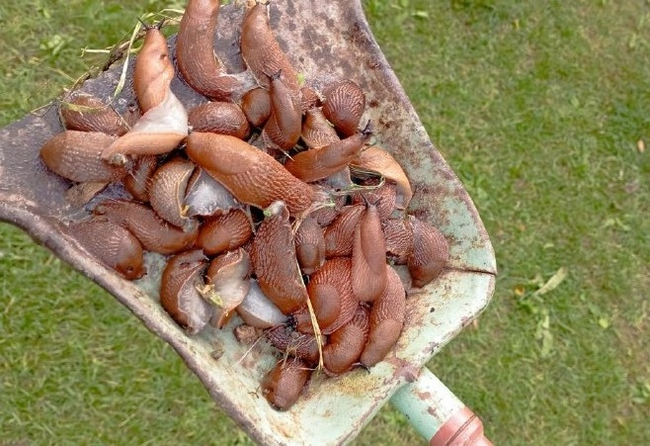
40 130 126 183
382 217 414 265
249 201 308 314
262 71 302 151
69 219 145 280
266 325 324 365
360 266 406 367
196 208 253 256
102 21 188 163
185 132 316 215
149 157 197 231
294 215 326 275
65 182 109 206
300 107 339 150
351 200 388 302
133 21 174 113
160 249 213 335
240 3 301 92
241 87 271 128
407 215 450 288
261 358 312 411
236 280 288 329
60 92 130 136
205 248 252 328
323 305 370 376
176 0 253 102
351 183 398 221
123 155 158 202
92 199 198 255
323 204 365 258
283 123 372 183
188 102 250 140
322 80 366 137
351 146 413 210
293 257 358 335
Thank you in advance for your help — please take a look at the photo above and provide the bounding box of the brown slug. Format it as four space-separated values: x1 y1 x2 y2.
266 325 324 366
65 182 109 206
293 257 358 336
196 208 253 256
261 358 312 411
323 204 365 258
133 21 175 113
183 167 240 218
360 266 406 367
240 3 301 92
60 92 130 136
351 146 413 210
262 71 302 151
186 132 316 215
351 200 387 302
284 123 372 183
322 80 366 137
69 219 145 280
249 201 308 314
92 199 198 255
160 249 213 335
176 0 253 102
40 130 126 183
351 183 398 221
149 157 197 231
294 215 326 275
188 102 250 140
205 248 252 328
300 107 339 150
407 215 450 288
323 305 370 376
382 217 414 265
123 155 158 202
241 87 272 128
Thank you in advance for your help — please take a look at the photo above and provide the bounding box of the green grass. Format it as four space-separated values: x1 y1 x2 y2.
1 0 650 444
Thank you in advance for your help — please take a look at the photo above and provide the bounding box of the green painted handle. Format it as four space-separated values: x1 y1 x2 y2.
390 367 492 445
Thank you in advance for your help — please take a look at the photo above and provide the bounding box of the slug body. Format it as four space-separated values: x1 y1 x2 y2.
266 325 324 365
284 126 372 183
124 155 158 202
294 215 325 275
40 131 125 183
241 87 271 128
249 201 308 314
183 168 240 217
407 216 450 288
205 248 252 328
188 102 250 139
160 249 212 335
92 199 198 255
261 358 312 411
322 80 366 137
323 305 369 376
70 220 145 280
301 108 339 150
236 280 288 328
383 217 414 265
176 0 252 101
323 204 365 258
186 132 315 215
263 72 302 151
134 25 175 113
360 266 406 367
149 157 197 231
352 201 388 302
196 208 252 256
60 92 129 136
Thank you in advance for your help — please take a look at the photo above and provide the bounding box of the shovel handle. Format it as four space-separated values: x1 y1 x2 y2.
390 367 492 446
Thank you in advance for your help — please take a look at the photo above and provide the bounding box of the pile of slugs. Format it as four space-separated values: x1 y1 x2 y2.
39 0 450 410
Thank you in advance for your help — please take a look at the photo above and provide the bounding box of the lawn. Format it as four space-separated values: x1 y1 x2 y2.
1 0 649 445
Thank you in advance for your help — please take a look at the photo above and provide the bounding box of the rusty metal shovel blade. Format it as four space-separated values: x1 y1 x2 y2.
0 1 496 444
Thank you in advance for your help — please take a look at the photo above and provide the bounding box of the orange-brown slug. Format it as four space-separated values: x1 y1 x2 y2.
262 71 302 151
160 249 213 335
133 21 175 113
322 80 366 137
323 305 369 376
186 132 316 215
92 199 198 255
188 102 250 140
360 266 406 367
351 200 387 302
407 215 450 288
323 204 365 258
123 155 158 202
249 201 308 314
70 219 145 280
205 248 252 328
176 0 253 102
266 325 324 366
241 87 272 128
294 215 325 275
40 130 126 183
60 92 130 136
261 358 312 411
196 208 253 256
149 157 197 231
